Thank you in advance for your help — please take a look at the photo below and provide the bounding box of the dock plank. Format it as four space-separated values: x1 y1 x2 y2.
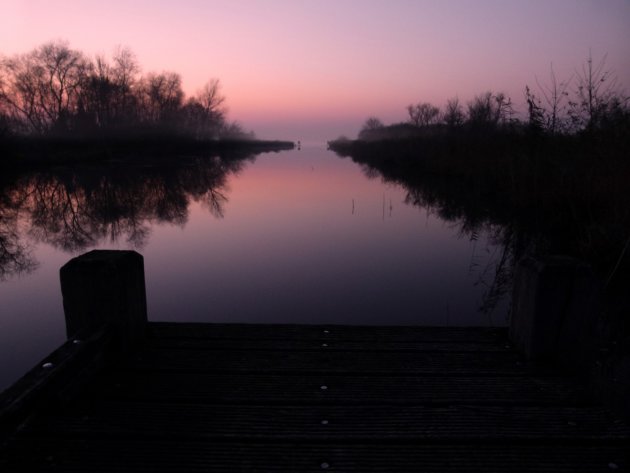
3 439 627 472
131 348 533 375
149 322 507 343
25 402 630 442
94 372 587 406
2 322 627 472
148 337 512 352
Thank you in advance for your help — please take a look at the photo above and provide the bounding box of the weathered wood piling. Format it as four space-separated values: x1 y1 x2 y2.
60 249 148 355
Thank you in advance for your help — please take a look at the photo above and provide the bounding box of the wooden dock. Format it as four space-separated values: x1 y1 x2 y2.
1 322 628 472
1 251 628 471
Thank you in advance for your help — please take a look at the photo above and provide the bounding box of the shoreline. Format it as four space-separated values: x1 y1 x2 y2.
1 137 295 167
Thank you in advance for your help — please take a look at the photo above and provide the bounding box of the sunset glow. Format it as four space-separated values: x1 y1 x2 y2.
3 1 629 140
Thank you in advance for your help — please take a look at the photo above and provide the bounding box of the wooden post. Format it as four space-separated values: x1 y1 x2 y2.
510 256 600 364
60 250 147 356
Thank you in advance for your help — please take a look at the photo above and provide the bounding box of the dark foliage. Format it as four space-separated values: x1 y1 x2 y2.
0 41 266 160
330 120 630 285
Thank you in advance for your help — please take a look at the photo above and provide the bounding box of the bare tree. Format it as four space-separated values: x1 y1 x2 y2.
358 116 385 140
467 92 494 126
0 67 12 135
569 53 627 132
443 97 465 128
180 99 208 139
534 64 571 134
181 79 226 138
111 46 140 122
407 102 440 127
1 41 247 141
1 51 50 133
112 47 139 93
467 91 513 128
0 41 90 134
197 79 225 117
36 41 90 133
140 72 184 125
494 93 514 124
77 54 114 129
525 86 545 133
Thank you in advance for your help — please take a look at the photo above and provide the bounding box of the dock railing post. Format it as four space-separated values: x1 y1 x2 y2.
510 255 600 366
60 250 148 357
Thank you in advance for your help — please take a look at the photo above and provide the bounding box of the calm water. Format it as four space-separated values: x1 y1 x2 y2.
0 145 509 390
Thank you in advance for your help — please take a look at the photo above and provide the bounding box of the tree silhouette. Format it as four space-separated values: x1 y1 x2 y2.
467 92 513 128
358 116 384 140
181 79 226 139
534 64 571 135
111 46 140 123
0 41 251 141
406 102 440 127
569 54 629 133
0 187 37 280
443 97 465 128
525 86 545 133
0 41 89 134
140 72 184 126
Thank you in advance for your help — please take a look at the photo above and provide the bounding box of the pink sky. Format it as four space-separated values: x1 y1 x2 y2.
2 0 629 142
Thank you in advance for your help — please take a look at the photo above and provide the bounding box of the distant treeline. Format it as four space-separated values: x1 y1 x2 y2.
0 41 252 142
342 56 628 143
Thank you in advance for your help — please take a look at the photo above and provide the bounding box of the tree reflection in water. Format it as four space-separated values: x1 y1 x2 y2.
0 185 38 280
360 162 534 317
0 154 252 279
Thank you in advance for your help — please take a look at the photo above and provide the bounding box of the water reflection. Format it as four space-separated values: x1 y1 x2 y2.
0 187 38 280
1 146 514 391
0 154 253 279
355 160 524 316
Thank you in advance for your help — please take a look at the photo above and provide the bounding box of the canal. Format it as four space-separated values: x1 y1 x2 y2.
0 144 509 390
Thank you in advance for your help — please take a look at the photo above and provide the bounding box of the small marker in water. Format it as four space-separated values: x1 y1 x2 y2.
320 385 328 390
321 420 329 425
320 462 330 469
322 343 328 347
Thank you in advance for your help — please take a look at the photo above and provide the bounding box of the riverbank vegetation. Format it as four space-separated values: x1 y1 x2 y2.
329 56 630 282
329 58 630 408
0 41 292 164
